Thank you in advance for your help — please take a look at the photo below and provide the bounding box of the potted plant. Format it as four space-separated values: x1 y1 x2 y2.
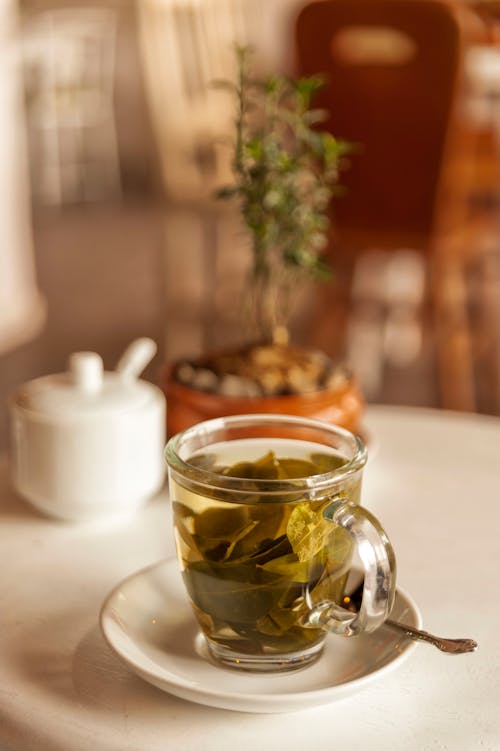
163 48 364 436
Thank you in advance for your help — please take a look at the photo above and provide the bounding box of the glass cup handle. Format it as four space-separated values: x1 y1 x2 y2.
307 499 397 637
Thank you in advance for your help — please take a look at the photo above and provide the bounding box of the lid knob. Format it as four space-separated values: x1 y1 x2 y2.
69 352 103 394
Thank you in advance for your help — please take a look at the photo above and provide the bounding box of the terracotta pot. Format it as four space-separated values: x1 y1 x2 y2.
161 367 365 437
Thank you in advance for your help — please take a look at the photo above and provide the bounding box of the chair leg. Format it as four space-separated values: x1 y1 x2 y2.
431 254 477 412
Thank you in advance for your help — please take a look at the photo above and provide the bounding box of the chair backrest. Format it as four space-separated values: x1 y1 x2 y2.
294 0 477 246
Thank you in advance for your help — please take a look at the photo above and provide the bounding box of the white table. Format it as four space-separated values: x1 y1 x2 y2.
1 406 499 750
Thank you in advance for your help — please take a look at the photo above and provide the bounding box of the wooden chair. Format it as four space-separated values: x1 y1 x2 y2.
294 0 489 409
295 0 484 256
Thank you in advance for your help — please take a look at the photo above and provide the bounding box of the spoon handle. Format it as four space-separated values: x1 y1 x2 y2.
385 619 478 654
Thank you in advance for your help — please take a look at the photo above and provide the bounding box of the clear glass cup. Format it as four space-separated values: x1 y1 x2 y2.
165 413 396 673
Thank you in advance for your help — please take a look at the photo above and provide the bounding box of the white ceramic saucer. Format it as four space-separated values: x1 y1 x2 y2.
100 558 421 714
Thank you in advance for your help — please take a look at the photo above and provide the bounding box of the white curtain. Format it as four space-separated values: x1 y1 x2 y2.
0 0 45 355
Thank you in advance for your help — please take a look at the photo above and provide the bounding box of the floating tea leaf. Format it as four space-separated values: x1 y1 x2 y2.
194 505 249 539
310 452 348 473
253 451 286 479
183 560 287 623
259 552 316 582
171 502 198 552
171 443 361 656
222 451 287 480
222 461 256 478
188 453 218 470
287 502 333 562
277 458 318 478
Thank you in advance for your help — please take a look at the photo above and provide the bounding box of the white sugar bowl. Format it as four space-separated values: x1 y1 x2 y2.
9 338 166 522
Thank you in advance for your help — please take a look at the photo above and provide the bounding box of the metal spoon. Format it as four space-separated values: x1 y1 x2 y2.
383 619 478 653
347 579 478 654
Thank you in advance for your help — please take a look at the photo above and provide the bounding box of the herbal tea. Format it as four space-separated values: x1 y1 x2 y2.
169 438 360 663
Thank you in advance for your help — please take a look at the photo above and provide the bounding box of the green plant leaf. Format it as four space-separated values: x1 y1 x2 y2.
303 108 329 125
212 47 354 341
215 185 241 200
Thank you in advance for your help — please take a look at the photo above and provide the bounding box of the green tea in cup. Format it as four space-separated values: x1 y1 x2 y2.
165 415 395 672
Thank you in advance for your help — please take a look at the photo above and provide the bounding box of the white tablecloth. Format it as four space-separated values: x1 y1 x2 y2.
1 406 499 750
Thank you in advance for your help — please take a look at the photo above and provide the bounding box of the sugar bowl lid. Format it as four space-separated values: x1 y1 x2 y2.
12 338 160 419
